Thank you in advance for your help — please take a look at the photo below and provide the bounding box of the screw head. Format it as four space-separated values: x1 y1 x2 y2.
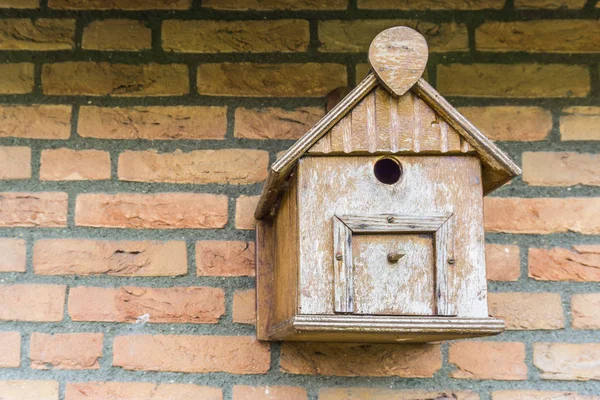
335 252 343 261
387 216 394 223
448 258 455 265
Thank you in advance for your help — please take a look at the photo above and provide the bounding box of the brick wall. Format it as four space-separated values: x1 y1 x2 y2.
0 0 598 399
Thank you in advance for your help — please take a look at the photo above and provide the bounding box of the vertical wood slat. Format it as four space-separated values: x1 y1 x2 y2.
412 94 421 152
389 93 399 152
333 216 354 314
366 90 377 153
435 215 456 316
440 120 449 153
256 219 275 340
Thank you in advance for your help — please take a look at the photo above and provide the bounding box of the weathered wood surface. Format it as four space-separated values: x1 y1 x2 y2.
333 216 354 314
255 218 275 341
435 215 455 316
339 213 451 232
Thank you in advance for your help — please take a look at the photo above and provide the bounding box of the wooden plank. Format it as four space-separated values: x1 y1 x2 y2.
375 87 392 152
435 215 456 316
333 216 353 314
340 213 450 232
255 218 275 340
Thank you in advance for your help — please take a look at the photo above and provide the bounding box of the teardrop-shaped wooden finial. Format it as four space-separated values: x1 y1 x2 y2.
368 26 428 97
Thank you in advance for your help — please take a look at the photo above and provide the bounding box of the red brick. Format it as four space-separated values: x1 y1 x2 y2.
0 238 26 272
319 20 468 53
437 64 590 98
202 0 346 10
0 105 71 139
234 107 324 140
0 63 34 94
163 20 309 53
43 62 189 96
69 286 224 324
118 149 268 184
280 342 441 377
493 391 598 400
113 335 270 374
449 341 527 380
458 106 551 141
523 152 600 186
529 245 600 282
320 388 480 400
0 146 31 180
233 289 256 325
0 284 65 322
0 192 68 227
514 0 585 8
65 382 222 400
0 332 20 368
0 19 74 50
34 239 187 276
75 193 227 229
0 0 39 8
197 63 346 97
484 197 600 234
486 244 520 281
571 294 600 329
40 149 110 181
358 0 502 8
488 292 564 330
236 195 259 230
49 0 191 9
83 19 151 51
0 381 58 400
233 386 307 400
196 241 255 276
78 106 226 140
30 333 103 370
561 107 600 141
534 343 600 380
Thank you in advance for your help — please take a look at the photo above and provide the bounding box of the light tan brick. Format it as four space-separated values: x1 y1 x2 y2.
83 19 151 51
523 152 600 186
0 192 68 227
236 195 259 230
233 386 307 400
458 106 551 141
493 391 599 400
40 149 110 181
0 105 71 139
197 63 346 97
0 332 20 368
75 193 227 229
0 63 34 94
486 244 520 281
233 289 255 325
68 286 224 324
449 341 527 380
65 382 222 400
280 342 441 377
0 381 58 400
514 0 585 8
163 20 309 53
49 0 191 9
43 62 189 96
202 0 346 10
358 0 502 8
118 149 268 184
0 238 26 272
0 0 39 8
0 284 65 322
0 146 31 179
529 245 600 282
0 19 74 50
234 107 324 140
484 197 600 234
488 292 564 330
320 388 480 400
571 294 600 329
78 106 226 140
534 343 600 380
30 333 103 370
438 64 590 98
113 335 270 374
561 107 600 141
196 241 255 276
34 239 187 276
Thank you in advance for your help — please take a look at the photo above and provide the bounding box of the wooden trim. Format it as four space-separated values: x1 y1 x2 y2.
339 213 451 233
435 215 455 316
333 216 354 314
255 218 275 340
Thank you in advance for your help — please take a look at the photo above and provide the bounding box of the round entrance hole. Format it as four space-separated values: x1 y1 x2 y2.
374 158 402 185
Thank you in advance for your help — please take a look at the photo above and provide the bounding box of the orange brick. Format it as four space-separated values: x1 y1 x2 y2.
0 146 31 179
75 193 227 229
0 381 58 400
234 107 324 140
493 391 598 400
0 63 34 94
69 286 225 324
233 289 256 325
43 62 188 96
236 195 259 230
458 106 551 141
0 192 68 227
233 386 307 400
202 0 346 10
488 292 564 330
163 20 309 53
560 106 600 141
320 388 480 400
118 149 268 184
280 342 441 377
571 293 600 329
484 197 600 234
529 245 600 282
514 0 585 8
0 332 20 368
40 149 110 181
83 19 151 51
0 238 26 272
78 105 226 140
196 241 255 276
358 0 502 8
0 0 39 8
438 64 590 98
449 341 527 380
0 19 74 50
319 20 468 53
65 382 222 400
534 343 600 380
0 105 71 139
197 63 346 97
34 239 187 276
486 244 520 281
113 335 270 374
49 0 191 9
523 152 600 186
30 333 103 370
0 284 65 322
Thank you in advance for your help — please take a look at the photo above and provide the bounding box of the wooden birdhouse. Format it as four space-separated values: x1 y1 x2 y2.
254 26 521 343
